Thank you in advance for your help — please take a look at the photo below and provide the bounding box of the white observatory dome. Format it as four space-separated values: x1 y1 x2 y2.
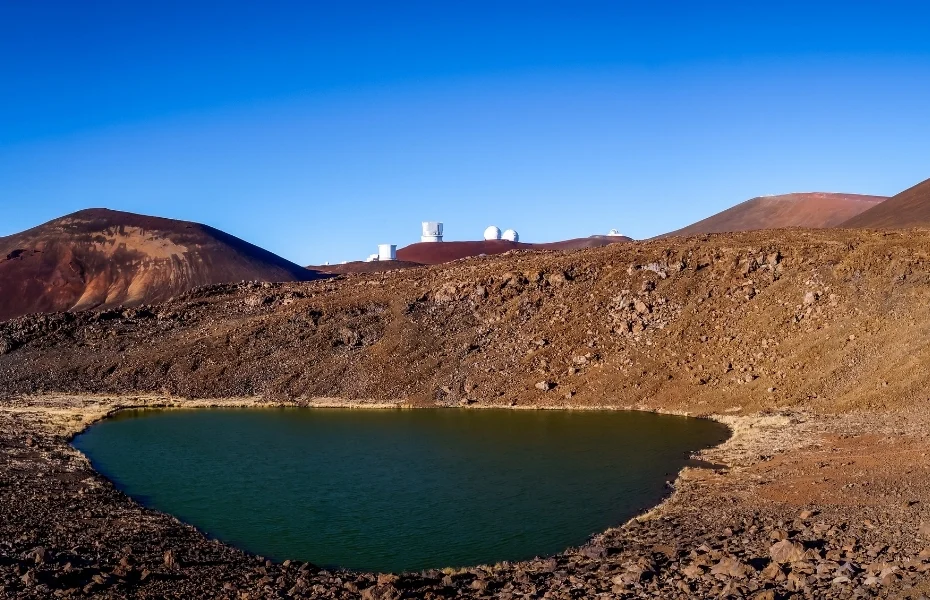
501 229 519 242
421 221 444 243
607 229 624 237
377 244 397 261
483 225 502 240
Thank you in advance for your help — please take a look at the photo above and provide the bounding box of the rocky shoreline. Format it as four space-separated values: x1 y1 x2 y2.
1 395 929 599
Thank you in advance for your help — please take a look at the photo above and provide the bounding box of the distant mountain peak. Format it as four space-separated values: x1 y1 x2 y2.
0 208 325 322
658 192 888 238
840 177 930 229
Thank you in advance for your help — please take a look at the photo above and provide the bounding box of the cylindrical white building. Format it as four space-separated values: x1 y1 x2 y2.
502 229 519 242
607 229 624 237
483 225 502 240
377 244 397 261
421 222 444 242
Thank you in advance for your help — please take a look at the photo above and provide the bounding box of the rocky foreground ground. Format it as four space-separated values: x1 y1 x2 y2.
3 228 930 598
1 396 929 599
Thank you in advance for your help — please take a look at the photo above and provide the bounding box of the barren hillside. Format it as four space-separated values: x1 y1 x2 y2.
660 193 887 238
3 227 930 416
841 177 930 229
395 236 631 265
0 209 326 322
309 260 425 275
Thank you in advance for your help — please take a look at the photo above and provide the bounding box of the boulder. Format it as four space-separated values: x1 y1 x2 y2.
769 540 806 563
711 556 749 579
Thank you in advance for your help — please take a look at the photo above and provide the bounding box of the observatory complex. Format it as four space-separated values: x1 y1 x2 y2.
483 225 520 242
359 220 625 263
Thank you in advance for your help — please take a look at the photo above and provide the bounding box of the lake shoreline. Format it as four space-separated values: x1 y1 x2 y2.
2 394 929 598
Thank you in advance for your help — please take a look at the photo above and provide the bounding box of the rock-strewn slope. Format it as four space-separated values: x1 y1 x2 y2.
0 208 325 322
3 228 930 415
660 193 887 238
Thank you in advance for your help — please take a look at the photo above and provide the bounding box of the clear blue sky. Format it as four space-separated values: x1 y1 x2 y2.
2 1 930 265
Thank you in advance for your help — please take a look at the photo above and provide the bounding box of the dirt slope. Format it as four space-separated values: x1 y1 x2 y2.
841 177 930 229
660 192 887 238
3 227 930 417
396 236 631 265
0 208 326 322
308 260 425 275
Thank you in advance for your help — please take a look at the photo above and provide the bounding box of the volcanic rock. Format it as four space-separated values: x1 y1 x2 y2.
769 540 806 564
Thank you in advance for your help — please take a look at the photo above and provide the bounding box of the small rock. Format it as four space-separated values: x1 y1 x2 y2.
535 380 554 391
163 550 178 569
769 529 789 541
681 564 704 579
361 584 398 600
770 540 807 564
546 272 571 286
711 556 749 579
20 570 37 587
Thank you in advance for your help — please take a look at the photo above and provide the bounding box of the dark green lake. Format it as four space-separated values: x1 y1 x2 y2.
73 408 728 573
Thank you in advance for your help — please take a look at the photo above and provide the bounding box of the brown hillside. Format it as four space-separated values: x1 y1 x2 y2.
660 192 887 238
396 236 630 265
0 208 326 322
3 227 930 416
840 177 930 228
310 260 425 275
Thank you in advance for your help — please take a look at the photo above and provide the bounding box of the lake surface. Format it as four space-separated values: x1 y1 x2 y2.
73 408 728 573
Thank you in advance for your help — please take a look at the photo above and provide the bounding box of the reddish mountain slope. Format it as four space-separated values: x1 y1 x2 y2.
0 209 325 322
311 260 425 275
840 178 930 229
396 236 631 266
660 192 887 238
